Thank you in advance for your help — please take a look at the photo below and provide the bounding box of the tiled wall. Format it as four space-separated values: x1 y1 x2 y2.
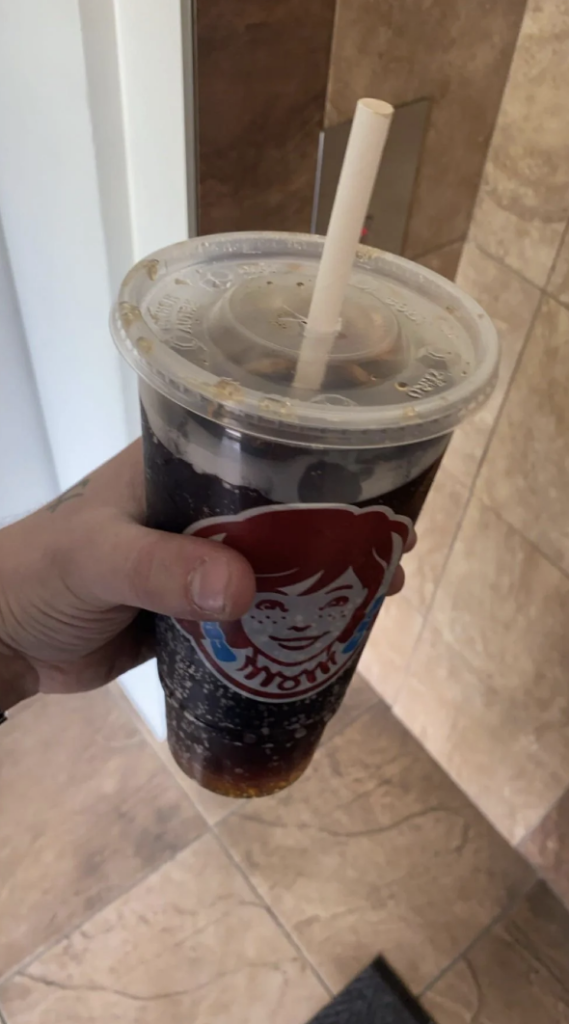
194 0 336 234
325 0 528 275
361 0 569 887
195 0 527 265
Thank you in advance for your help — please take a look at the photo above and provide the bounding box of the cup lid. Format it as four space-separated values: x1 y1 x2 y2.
111 231 499 449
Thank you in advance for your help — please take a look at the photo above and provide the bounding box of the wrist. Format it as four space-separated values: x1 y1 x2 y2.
0 639 39 711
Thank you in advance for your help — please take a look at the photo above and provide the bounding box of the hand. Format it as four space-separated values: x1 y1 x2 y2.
0 441 415 707
389 529 416 597
0 441 256 702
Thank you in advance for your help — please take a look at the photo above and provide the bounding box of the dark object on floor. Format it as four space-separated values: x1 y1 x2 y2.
306 958 435 1024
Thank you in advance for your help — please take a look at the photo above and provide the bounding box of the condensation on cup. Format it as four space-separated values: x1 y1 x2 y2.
111 232 499 798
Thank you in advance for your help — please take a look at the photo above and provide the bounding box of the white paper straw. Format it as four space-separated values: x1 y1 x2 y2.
294 98 394 391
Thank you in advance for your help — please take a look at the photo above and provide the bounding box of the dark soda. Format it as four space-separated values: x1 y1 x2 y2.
111 231 498 797
142 402 448 797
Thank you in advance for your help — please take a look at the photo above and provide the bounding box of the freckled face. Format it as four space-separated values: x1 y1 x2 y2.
241 572 366 664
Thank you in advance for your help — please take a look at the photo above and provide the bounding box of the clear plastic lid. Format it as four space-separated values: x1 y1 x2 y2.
111 232 499 449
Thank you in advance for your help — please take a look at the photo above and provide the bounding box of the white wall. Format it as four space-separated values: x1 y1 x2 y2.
113 0 189 259
0 0 191 737
83 0 189 738
0 217 58 523
0 0 131 491
78 0 190 440
78 0 140 438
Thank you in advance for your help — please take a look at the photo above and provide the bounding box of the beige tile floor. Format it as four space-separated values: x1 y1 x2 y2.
399 496 569 846
2 677 569 1023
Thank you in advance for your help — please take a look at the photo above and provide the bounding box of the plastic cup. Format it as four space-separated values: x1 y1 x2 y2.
111 232 499 797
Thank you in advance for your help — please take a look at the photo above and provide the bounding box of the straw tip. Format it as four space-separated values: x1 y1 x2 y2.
358 98 394 118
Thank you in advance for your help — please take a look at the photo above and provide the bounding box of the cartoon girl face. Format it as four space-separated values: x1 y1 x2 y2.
241 569 366 665
177 503 411 702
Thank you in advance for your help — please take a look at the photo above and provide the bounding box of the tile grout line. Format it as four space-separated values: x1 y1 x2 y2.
108 684 374 1000
516 795 569 910
392 279 560 847
393 279 548 716
110 677 250 826
544 217 569 292
320 689 381 743
472 240 545 292
438 266 544 568
410 234 466 263
212 828 334 999
426 257 566 606
418 873 539 999
394 475 468 701
209 688 382 826
515 778 569 855
0 826 210 991
475 489 569 587
455 234 567 584
392 489 470 712
473 237 569 313
109 684 225 824
111 678 382 830
522 866 569 914
169 693 385 832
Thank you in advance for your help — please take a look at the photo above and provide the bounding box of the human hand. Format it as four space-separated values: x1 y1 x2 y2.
389 529 416 597
0 441 256 702
0 440 415 707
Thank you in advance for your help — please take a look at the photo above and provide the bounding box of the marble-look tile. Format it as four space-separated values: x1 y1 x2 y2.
478 296 569 574
444 243 541 488
152 742 241 827
111 683 239 825
470 0 569 287
112 682 242 826
471 197 566 292
219 704 533 995
403 465 469 613
3 692 43 723
521 788 569 907
120 688 242 823
0 689 205 980
195 0 335 233
0 835 328 1024
327 0 527 256
548 225 569 305
398 497 569 843
358 595 423 705
321 673 377 744
415 241 463 281
115 677 375 824
424 883 569 1023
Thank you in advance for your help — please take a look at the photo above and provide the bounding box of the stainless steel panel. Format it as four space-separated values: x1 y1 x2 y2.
181 0 199 237
312 98 431 254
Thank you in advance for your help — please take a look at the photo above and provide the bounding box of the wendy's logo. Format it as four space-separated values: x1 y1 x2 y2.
174 504 411 702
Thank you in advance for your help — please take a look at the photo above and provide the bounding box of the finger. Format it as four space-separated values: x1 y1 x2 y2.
387 564 405 597
404 527 417 554
66 517 256 621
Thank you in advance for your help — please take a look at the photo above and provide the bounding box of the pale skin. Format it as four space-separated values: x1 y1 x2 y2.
0 441 415 711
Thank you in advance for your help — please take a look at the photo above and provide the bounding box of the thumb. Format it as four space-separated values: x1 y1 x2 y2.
71 518 256 621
